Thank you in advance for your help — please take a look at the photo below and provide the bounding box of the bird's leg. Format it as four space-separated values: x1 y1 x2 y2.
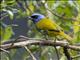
36 27 49 40
38 29 48 40
53 36 57 43
55 36 64 41
41 30 52 40
43 30 49 40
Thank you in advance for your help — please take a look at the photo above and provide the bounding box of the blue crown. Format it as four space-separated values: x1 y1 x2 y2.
31 13 45 23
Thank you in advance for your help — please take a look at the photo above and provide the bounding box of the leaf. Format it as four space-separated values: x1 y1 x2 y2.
47 0 55 8
74 31 80 43
6 0 15 5
3 9 14 20
2 25 14 41
26 2 34 15
73 14 80 43
60 55 66 60
73 14 80 33
73 21 80 33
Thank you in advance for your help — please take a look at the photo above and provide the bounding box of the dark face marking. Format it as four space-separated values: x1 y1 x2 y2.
30 14 45 23
31 15 38 19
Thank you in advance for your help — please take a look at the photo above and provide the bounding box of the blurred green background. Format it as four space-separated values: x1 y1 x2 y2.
0 0 80 60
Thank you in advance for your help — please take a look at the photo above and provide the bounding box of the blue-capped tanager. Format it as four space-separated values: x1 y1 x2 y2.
30 13 72 43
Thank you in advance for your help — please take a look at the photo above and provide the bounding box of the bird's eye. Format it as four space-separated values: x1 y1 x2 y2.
31 15 38 19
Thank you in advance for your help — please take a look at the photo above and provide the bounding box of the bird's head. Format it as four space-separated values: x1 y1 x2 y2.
30 13 45 23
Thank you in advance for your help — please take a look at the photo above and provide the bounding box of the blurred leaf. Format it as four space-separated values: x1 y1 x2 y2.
0 0 16 10
47 1 55 8
0 0 7 9
75 31 80 43
73 14 80 33
29 4 34 12
77 31 80 42
6 0 15 5
73 21 80 33
18 10 27 18
2 25 13 41
26 9 30 15
3 9 14 20
1 52 10 60
0 27 3 39
26 2 34 15
60 55 66 60
41 57 47 60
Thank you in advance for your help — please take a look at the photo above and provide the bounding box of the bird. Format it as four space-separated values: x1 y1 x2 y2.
30 13 72 43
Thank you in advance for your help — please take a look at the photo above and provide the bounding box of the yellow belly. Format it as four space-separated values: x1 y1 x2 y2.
36 18 57 30
36 18 61 36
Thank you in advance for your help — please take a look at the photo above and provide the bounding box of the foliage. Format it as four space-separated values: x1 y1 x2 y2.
0 0 80 60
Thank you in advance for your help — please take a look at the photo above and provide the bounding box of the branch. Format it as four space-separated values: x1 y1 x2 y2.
63 47 72 60
24 46 37 60
0 36 80 51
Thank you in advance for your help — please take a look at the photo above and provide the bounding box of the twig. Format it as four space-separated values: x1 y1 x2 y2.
54 46 60 60
0 14 8 20
63 47 72 60
24 46 37 60
54 37 60 60
0 48 9 53
0 48 11 60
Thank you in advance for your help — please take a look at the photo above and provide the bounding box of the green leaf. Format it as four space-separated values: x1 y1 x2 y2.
60 55 66 60
6 0 15 5
73 14 80 34
3 9 14 20
2 25 13 41
47 1 55 8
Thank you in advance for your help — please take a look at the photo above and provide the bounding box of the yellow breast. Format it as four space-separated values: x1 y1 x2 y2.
36 18 57 30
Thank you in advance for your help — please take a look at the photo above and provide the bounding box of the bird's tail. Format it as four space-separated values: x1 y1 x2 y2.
59 31 73 44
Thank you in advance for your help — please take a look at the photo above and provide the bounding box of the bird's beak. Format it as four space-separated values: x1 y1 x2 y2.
28 16 31 19
27 16 32 20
